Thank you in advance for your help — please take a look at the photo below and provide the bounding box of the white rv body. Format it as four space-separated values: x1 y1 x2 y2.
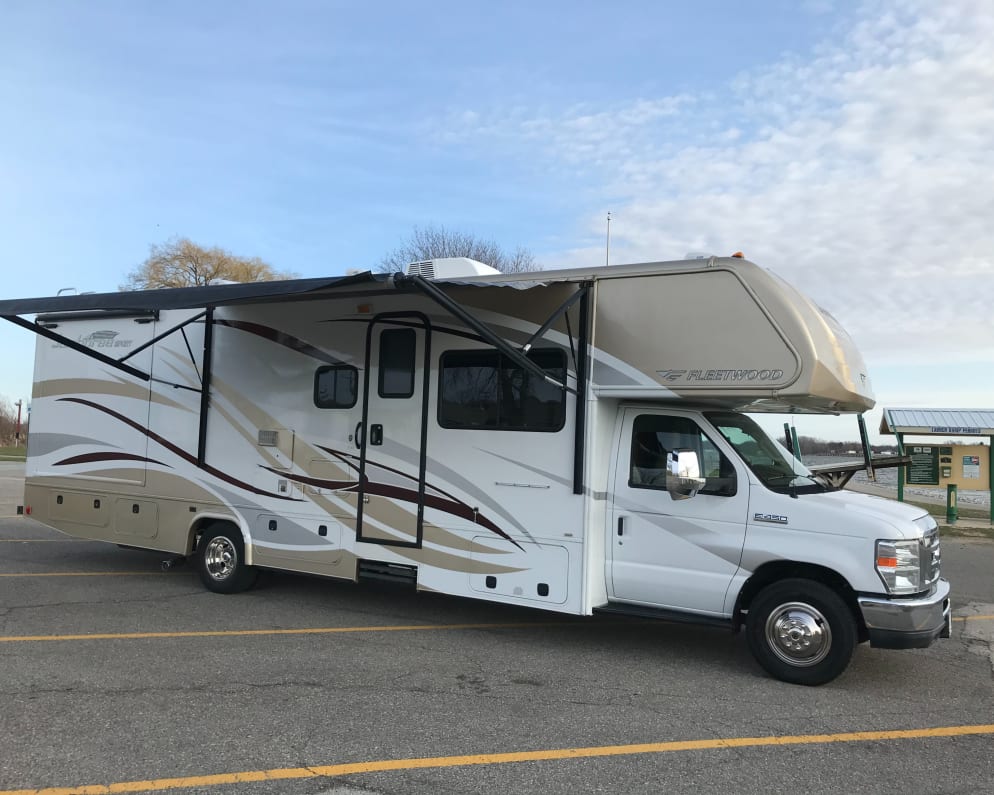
6 257 949 685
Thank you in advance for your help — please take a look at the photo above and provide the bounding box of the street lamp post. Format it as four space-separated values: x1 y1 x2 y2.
605 212 611 267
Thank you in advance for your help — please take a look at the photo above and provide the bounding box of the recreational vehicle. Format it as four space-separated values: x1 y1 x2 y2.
0 256 950 685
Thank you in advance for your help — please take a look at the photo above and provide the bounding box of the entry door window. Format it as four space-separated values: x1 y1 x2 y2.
629 414 737 496
378 328 416 398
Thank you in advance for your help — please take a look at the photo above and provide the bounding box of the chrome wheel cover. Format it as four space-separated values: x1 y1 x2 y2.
765 601 832 667
204 536 237 581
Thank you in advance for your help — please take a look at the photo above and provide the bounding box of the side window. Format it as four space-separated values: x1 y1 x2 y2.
438 348 566 431
378 328 416 398
314 365 358 409
629 414 737 496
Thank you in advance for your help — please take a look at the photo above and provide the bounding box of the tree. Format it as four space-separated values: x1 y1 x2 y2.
0 396 26 447
121 238 296 290
377 225 538 274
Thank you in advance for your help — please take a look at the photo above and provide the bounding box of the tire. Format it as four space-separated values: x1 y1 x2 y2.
196 524 257 594
746 578 856 686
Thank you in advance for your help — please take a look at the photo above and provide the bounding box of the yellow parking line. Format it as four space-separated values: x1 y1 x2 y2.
0 621 573 643
2 724 992 795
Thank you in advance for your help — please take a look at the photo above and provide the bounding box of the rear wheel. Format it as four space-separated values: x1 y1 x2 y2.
746 578 856 686
197 524 257 594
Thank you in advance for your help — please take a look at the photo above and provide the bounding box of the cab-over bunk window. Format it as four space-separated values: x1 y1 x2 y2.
439 348 566 431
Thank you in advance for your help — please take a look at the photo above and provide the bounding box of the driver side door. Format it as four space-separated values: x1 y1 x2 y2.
610 409 749 615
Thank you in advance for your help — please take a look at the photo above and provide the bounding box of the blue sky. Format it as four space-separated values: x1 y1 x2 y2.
2 0 992 443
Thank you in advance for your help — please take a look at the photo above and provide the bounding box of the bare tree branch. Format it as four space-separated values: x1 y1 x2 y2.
377 224 539 274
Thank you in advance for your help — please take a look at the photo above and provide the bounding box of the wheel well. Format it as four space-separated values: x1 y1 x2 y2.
734 561 868 643
186 518 239 555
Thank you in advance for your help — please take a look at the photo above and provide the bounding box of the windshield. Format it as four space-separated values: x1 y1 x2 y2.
704 412 826 495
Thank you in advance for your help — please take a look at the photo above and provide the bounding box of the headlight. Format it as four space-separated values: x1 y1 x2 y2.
875 539 923 595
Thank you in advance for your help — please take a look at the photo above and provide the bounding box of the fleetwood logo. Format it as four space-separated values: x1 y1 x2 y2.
77 330 135 350
657 368 785 383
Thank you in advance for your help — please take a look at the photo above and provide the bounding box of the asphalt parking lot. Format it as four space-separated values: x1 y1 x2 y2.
1 462 993 795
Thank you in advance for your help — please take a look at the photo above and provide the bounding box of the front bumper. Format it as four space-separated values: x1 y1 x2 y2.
858 578 951 650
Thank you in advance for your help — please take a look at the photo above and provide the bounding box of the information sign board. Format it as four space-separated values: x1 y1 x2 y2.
907 446 939 485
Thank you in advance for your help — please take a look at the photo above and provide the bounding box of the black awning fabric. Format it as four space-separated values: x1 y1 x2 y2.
0 271 385 316
0 270 551 317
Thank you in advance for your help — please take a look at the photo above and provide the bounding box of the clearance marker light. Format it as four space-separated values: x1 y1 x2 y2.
731 251 745 258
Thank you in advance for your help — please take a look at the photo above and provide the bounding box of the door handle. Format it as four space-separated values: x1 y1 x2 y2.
617 516 625 536
354 422 363 449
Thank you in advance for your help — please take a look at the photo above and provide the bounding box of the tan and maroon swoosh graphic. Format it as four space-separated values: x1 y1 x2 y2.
54 452 170 467
215 319 346 365
56 397 302 501
260 444 525 551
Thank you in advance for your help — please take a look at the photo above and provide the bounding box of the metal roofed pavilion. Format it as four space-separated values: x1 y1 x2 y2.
879 407 994 522
880 408 994 437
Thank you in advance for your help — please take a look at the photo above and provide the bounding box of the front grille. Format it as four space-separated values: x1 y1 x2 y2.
921 526 941 587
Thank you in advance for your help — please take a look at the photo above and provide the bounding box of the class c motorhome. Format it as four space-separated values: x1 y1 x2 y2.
0 255 950 685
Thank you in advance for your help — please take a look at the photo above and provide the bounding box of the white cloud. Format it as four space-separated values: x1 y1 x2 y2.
434 0 994 369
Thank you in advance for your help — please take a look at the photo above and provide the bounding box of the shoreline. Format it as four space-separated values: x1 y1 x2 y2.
846 480 990 509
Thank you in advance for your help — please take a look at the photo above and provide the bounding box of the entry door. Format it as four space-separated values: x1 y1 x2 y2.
356 314 431 547
610 408 748 615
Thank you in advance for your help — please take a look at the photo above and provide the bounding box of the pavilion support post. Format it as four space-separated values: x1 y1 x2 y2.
896 432 905 503
989 436 993 525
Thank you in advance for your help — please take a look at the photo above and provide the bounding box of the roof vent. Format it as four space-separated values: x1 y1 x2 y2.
406 257 501 279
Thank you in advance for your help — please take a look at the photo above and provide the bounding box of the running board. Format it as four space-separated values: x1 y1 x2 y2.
594 603 734 630
357 559 418 587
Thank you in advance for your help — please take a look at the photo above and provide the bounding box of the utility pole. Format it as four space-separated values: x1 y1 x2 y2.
605 212 612 267
15 399 22 444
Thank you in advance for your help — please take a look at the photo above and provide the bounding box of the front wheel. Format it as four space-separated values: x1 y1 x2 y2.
197 524 257 594
746 578 856 686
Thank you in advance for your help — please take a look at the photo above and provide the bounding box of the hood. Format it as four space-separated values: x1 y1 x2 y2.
802 489 929 538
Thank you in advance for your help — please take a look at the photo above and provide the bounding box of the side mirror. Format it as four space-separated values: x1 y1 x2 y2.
667 449 706 500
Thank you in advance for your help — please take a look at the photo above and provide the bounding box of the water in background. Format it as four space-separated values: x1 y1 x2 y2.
805 455 990 508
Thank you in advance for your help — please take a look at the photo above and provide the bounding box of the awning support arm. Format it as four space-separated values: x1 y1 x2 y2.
396 274 577 395
118 310 207 364
572 283 591 495
197 306 215 467
3 314 150 382
521 289 585 354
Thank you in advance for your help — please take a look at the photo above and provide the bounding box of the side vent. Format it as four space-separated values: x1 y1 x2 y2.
357 559 418 587
258 430 279 447
406 260 436 279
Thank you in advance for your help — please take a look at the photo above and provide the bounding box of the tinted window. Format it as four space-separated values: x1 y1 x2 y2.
629 414 736 496
314 365 358 409
439 348 566 432
378 328 416 398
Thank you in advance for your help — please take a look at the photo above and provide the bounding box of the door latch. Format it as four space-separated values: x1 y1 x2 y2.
370 424 383 445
